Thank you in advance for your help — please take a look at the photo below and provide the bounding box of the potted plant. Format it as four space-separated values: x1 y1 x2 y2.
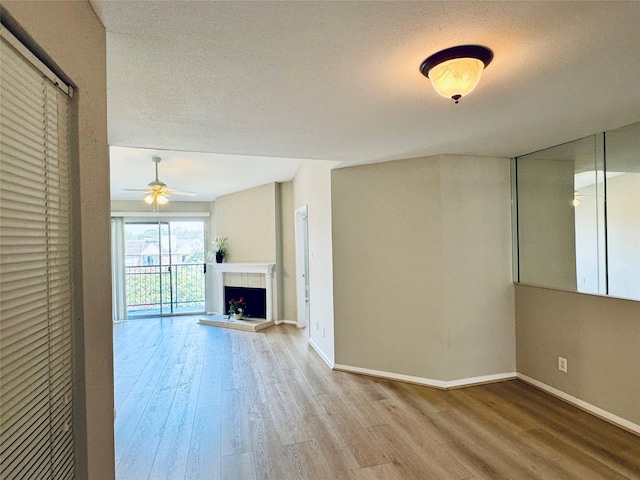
228 297 246 320
209 236 227 263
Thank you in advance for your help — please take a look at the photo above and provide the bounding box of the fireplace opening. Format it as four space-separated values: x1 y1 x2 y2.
224 286 267 319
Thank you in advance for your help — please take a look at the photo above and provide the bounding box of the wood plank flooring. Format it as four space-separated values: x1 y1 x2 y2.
114 316 640 480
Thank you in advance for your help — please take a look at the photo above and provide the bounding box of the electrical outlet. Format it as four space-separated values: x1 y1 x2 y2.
558 356 568 373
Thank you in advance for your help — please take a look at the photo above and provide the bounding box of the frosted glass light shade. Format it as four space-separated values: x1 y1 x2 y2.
144 192 169 206
420 45 493 103
428 57 485 100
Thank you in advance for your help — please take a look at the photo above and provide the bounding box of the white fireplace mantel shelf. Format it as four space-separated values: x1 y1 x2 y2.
211 263 276 320
211 263 275 275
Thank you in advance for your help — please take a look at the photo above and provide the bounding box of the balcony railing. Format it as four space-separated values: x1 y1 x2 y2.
125 263 205 316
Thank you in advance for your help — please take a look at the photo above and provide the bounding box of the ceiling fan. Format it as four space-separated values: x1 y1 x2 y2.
124 156 196 207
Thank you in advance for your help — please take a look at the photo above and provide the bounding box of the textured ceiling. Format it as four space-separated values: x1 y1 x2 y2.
109 147 304 202
92 1 640 200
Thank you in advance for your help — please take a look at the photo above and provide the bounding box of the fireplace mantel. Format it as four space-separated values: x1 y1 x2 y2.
213 263 275 275
211 263 276 320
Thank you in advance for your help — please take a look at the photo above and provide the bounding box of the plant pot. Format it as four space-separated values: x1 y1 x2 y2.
215 253 224 263
234 312 243 320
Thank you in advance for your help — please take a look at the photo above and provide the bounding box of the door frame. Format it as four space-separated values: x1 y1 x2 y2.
294 205 310 329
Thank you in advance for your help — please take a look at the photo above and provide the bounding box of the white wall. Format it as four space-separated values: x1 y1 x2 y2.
573 183 604 295
607 173 640 299
293 160 339 364
332 155 515 382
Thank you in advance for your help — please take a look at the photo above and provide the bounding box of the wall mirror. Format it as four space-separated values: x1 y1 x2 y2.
513 122 639 301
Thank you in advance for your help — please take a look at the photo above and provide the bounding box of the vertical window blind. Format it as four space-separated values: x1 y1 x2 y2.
1 28 75 479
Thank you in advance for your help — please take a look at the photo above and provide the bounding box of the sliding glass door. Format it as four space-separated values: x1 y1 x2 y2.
122 220 205 317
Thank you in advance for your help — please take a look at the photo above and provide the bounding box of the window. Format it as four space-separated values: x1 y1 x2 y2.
111 219 206 318
0 26 75 478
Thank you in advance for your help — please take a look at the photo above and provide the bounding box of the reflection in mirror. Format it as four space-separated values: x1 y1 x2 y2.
572 135 606 296
605 122 640 300
514 121 639 301
516 135 605 293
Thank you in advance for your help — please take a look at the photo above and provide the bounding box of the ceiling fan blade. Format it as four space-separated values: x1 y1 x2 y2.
165 189 197 196
128 157 198 203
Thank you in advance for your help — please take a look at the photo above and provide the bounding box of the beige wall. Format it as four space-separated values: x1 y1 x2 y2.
279 181 297 321
332 155 515 381
1 1 113 478
214 182 298 320
515 284 640 425
215 183 277 263
293 160 339 362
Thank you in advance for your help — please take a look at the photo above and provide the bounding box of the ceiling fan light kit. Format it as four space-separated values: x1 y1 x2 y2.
144 192 169 206
124 156 196 209
420 45 493 104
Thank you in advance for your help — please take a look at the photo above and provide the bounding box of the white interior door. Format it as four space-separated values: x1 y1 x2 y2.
294 205 310 328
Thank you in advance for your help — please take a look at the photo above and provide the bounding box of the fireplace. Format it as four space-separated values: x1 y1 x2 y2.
224 286 266 319
212 263 276 320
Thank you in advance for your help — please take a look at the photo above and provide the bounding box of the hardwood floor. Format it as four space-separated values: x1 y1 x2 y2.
114 316 640 480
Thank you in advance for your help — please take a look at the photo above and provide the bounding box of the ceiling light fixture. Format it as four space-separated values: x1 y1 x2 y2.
420 45 493 104
124 156 196 210
144 191 169 206
571 191 583 207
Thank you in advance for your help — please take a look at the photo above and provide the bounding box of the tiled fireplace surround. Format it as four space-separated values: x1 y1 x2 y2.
212 263 276 321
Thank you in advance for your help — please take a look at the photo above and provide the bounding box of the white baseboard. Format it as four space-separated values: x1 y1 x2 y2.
446 372 518 389
308 337 334 369
330 366 638 434
275 319 298 326
517 373 640 435
333 363 516 390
